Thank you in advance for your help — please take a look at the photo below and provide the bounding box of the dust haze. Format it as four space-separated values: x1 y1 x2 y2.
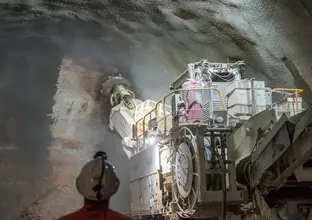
0 8 172 220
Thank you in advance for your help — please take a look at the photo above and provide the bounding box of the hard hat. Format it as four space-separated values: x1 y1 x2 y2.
76 151 120 201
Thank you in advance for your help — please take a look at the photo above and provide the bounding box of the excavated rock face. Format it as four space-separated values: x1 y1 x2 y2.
23 57 130 219
0 1 312 220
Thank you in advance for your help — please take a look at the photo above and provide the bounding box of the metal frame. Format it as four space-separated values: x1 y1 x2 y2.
250 106 312 189
170 124 246 218
268 127 312 189
198 126 245 203
133 88 223 140
292 105 312 142
250 114 291 188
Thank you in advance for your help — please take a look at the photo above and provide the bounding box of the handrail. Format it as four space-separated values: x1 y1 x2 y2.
272 88 303 113
134 87 223 139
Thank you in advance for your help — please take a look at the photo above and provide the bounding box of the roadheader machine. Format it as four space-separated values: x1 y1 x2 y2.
100 60 312 220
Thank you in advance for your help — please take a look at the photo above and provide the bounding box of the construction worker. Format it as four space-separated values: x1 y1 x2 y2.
58 151 133 220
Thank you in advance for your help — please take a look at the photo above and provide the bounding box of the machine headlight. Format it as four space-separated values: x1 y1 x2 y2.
146 135 157 146
144 131 161 147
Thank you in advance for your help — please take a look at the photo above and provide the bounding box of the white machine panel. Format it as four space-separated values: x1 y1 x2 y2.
110 106 134 139
211 82 228 110
130 174 159 215
130 145 160 181
227 80 265 91
202 82 228 121
134 100 157 121
265 88 273 109
159 146 171 174
130 145 160 215
274 97 303 118
226 79 267 116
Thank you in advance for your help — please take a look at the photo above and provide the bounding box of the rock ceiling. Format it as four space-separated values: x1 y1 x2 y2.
1 0 312 100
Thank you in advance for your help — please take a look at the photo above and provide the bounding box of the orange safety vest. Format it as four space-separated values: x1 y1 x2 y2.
58 201 133 220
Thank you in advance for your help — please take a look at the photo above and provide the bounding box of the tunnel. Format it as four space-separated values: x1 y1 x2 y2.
0 1 312 220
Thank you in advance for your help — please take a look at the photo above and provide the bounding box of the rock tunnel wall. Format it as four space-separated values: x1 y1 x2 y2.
0 37 61 220
19 57 131 220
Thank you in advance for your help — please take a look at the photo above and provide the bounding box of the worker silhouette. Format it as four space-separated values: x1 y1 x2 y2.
58 151 132 220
